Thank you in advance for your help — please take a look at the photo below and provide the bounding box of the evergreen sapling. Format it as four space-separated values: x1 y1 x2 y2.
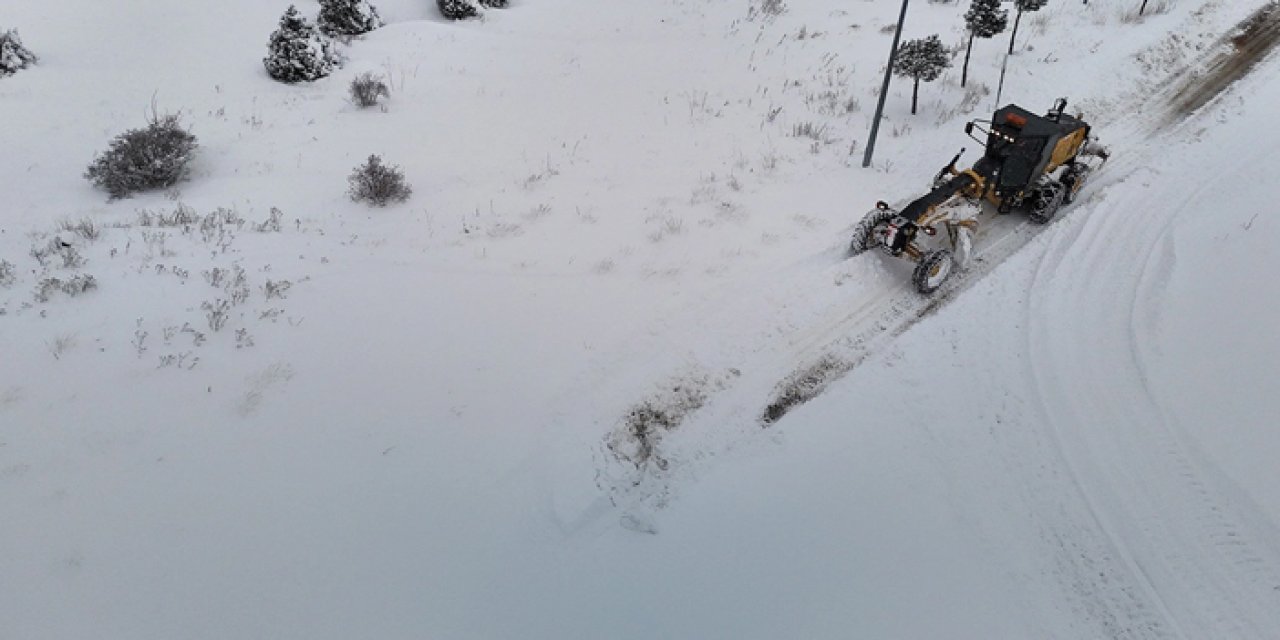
438 0 481 20
893 35 952 115
1008 0 1049 55
962 0 1008 87
264 5 340 83
0 29 37 76
318 0 383 37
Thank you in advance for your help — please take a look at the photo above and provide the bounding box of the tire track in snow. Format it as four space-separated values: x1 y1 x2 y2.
1019 108 1280 638
598 199 1104 511
1021 179 1186 640
1120 142 1280 638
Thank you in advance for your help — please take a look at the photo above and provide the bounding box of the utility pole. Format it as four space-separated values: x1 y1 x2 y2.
863 0 910 169
994 49 1010 109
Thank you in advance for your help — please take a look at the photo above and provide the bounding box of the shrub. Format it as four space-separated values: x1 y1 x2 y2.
438 0 481 20
348 155 412 206
0 29 37 77
0 260 15 287
349 72 389 107
318 0 383 36
478 0 508 7
264 5 340 83
85 114 198 199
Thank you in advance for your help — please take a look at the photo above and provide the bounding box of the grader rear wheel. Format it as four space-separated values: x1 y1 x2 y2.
1028 183 1066 224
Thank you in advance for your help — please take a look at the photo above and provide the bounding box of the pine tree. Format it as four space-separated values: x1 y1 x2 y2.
893 35 951 115
962 0 1007 87
318 0 383 37
264 5 340 83
0 29 38 77
1008 0 1049 55
438 0 480 20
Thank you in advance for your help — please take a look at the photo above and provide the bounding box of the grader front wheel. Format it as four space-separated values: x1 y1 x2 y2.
913 249 954 294
849 206 898 255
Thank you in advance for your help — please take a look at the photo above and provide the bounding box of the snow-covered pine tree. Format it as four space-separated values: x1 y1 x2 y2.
893 35 951 115
0 29 38 77
264 5 340 83
317 0 382 37
438 0 481 20
1008 0 1049 55
962 0 1007 87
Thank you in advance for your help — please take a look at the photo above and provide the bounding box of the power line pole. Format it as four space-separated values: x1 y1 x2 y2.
994 49 1010 109
863 0 911 169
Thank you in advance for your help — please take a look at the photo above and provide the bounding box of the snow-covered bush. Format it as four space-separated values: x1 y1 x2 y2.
348 155 412 206
318 0 382 36
0 260 16 287
349 72 389 107
85 114 198 199
438 0 481 20
478 0 508 7
264 5 340 83
893 35 951 115
0 29 37 77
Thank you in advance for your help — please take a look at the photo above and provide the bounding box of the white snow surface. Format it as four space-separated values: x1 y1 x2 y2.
3 0 1279 638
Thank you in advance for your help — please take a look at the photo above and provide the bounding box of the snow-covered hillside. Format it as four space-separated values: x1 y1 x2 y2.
3 0 1279 637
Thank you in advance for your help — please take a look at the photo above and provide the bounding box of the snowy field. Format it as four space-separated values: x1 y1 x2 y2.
3 0 1279 637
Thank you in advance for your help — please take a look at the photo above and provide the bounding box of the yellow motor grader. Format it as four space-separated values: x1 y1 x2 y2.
850 98 1108 293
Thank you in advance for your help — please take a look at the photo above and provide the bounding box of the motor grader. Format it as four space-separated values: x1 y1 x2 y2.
850 98 1108 293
